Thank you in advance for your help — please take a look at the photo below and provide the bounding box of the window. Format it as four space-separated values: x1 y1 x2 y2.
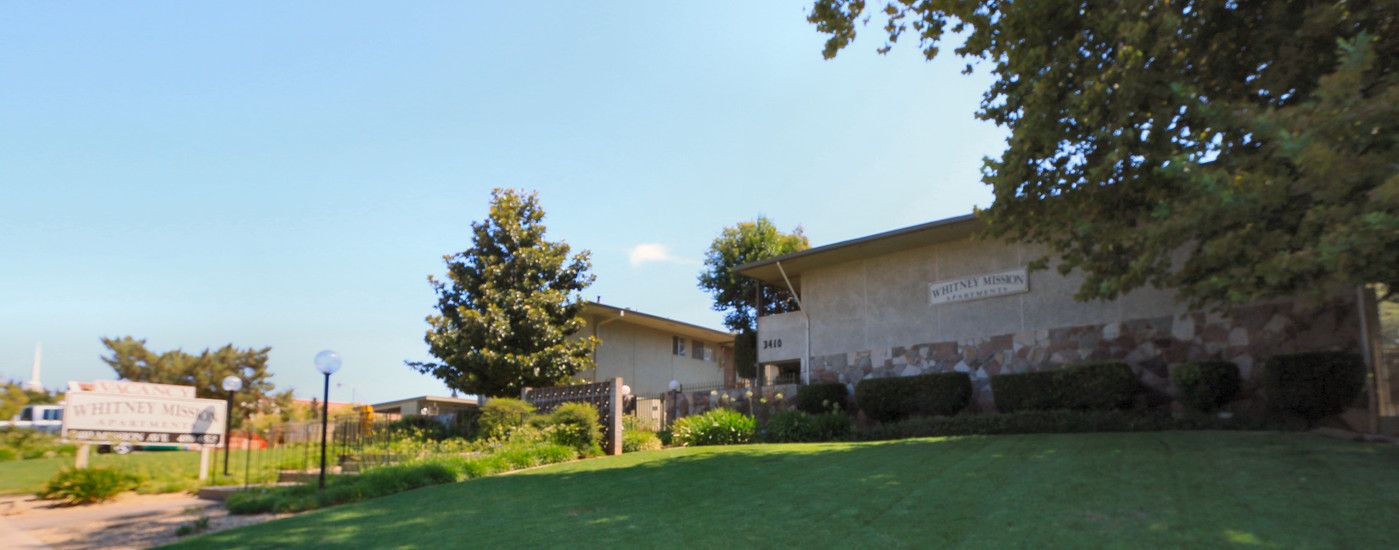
672 336 686 356
692 340 705 360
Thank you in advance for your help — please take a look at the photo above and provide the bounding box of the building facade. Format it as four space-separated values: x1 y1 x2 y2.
737 215 1389 427
578 302 735 398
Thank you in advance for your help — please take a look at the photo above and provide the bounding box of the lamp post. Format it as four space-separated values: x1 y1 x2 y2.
221 375 242 476
313 350 342 490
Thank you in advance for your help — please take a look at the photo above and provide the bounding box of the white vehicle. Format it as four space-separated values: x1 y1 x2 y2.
0 403 135 453
0 404 64 434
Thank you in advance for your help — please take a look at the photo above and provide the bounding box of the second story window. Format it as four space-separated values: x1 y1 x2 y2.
672 336 686 356
692 340 706 360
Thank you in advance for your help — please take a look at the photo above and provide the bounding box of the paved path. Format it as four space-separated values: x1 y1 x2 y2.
0 493 222 549
4 495 219 532
0 514 51 550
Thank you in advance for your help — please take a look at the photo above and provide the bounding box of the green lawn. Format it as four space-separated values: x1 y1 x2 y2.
167 432 1399 549
0 448 295 495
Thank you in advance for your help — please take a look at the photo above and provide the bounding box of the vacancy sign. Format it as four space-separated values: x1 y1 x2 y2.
63 381 226 446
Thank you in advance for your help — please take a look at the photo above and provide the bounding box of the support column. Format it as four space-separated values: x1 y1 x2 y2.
198 446 211 481
609 378 623 455
74 444 90 469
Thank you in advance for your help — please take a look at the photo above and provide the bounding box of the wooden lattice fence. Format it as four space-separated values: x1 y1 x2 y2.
521 378 623 455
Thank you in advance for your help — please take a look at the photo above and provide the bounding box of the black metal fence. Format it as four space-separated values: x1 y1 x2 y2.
211 413 479 488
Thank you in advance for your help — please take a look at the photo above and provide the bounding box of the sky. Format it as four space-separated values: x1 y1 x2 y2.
0 1 1006 404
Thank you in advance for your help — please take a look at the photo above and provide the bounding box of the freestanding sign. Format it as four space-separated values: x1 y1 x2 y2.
63 391 226 446
62 380 226 478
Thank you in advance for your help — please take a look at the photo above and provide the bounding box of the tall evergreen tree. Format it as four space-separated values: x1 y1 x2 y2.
407 189 599 397
99 336 282 428
698 216 810 378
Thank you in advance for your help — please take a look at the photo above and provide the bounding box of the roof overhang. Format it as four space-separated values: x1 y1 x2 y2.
733 214 985 291
584 302 734 344
371 395 480 409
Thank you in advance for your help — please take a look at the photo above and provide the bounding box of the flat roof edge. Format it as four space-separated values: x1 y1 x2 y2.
733 213 981 273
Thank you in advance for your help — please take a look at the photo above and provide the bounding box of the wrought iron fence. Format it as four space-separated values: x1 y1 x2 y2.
212 413 479 488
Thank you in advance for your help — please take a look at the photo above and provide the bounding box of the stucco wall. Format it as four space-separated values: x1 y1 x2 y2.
579 314 727 398
758 235 1364 413
795 238 1185 356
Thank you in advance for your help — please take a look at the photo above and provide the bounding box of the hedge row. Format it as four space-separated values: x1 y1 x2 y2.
794 382 849 414
840 350 1365 426
1262 351 1365 423
851 409 1272 441
854 372 972 423
991 360 1138 412
1170 360 1242 413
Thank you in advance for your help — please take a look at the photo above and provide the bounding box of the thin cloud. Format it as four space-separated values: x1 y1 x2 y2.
628 243 695 267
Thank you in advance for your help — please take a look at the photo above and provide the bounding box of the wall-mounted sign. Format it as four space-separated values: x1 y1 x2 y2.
756 311 804 363
929 267 1030 305
63 384 226 446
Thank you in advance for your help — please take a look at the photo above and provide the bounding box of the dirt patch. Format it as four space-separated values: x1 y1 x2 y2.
1 492 293 549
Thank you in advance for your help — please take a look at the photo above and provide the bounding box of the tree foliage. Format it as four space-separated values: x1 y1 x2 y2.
407 189 598 398
99 336 284 428
0 381 62 422
698 216 810 377
810 0 1399 309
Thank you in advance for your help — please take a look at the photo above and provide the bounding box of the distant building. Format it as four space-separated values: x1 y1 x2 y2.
371 395 479 419
578 302 734 398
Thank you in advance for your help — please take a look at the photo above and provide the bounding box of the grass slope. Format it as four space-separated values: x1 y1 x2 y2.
169 432 1399 549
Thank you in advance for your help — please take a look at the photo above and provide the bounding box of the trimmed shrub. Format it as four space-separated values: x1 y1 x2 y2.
855 372 972 423
546 402 603 456
656 429 673 447
763 410 812 443
672 407 755 446
622 430 662 452
386 415 449 441
809 411 853 441
38 467 140 505
794 382 849 414
992 361 1138 412
1262 351 1366 424
1171 360 1243 412
851 409 1273 441
989 370 1058 412
763 410 853 443
478 398 536 440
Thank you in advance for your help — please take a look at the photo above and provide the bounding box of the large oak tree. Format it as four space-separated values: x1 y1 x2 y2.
810 0 1398 309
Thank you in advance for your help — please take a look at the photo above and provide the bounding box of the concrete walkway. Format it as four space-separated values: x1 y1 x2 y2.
0 514 51 550
0 493 221 549
3 495 219 532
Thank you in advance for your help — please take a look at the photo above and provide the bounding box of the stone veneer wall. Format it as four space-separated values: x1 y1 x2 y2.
808 299 1363 413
